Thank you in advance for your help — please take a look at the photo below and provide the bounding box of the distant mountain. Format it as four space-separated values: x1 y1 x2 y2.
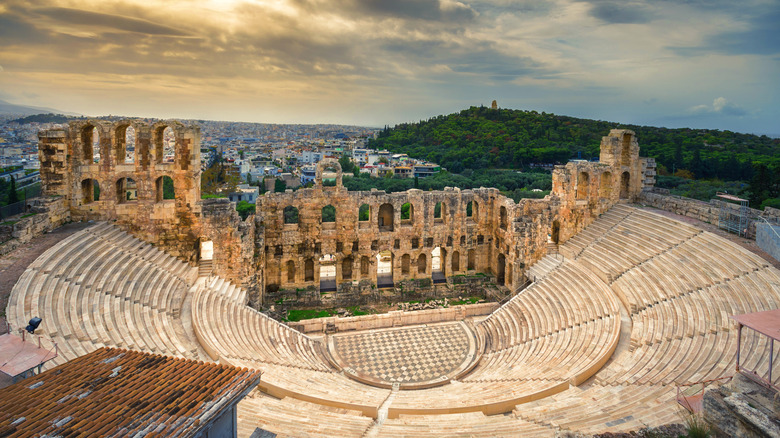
0 99 80 117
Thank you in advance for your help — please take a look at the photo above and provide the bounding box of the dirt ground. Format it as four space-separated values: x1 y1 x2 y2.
0 222 92 335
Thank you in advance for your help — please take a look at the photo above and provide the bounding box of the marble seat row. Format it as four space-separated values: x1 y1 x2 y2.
375 412 556 437
479 259 619 351
236 392 374 438
191 285 331 371
6 222 201 369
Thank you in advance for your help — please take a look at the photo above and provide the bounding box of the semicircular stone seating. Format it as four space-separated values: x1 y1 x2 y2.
6 222 201 369
7 204 780 437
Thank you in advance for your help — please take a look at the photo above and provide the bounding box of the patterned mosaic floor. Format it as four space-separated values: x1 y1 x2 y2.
328 321 479 389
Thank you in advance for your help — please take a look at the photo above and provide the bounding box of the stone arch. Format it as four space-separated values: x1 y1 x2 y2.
152 123 176 164
315 158 343 188
378 203 394 231
358 203 370 221
284 206 299 224
497 253 506 285
621 133 632 166
81 178 99 204
114 122 138 165
155 176 175 202
319 255 336 291
432 247 446 283
620 171 631 199
599 171 613 199
473 200 479 223
551 220 561 245
286 260 296 282
466 201 473 218
376 251 393 288
499 206 508 230
116 177 137 203
452 250 460 272
401 202 414 224
401 254 411 274
577 171 590 200
81 124 99 164
342 256 353 280
417 253 427 274
322 204 336 223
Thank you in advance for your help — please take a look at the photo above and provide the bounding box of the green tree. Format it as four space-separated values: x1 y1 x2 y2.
274 179 287 193
338 155 355 174
235 201 255 220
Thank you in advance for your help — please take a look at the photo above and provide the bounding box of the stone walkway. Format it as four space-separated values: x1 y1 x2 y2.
328 321 476 388
0 222 92 334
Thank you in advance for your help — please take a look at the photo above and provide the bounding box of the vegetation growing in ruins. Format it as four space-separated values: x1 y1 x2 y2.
236 201 255 220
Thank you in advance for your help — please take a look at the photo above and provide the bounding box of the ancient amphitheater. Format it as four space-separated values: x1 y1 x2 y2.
4 120 780 437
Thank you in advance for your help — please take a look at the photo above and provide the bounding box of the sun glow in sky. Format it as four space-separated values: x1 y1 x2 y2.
0 0 777 133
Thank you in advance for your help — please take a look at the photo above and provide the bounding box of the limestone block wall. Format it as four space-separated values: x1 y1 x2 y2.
38 120 202 260
756 223 780 263
0 197 70 257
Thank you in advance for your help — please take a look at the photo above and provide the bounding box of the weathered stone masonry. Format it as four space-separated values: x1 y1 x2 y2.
38 122 652 309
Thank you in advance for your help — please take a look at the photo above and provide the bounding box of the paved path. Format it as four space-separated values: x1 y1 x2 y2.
0 222 93 334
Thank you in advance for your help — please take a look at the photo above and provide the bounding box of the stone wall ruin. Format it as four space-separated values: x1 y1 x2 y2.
38 122 652 308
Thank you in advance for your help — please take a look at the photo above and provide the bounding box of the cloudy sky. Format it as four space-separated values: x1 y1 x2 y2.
0 0 777 133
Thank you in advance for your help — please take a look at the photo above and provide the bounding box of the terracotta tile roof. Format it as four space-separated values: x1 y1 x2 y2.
0 347 262 437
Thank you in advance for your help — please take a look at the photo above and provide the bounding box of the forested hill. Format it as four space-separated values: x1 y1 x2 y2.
367 106 779 181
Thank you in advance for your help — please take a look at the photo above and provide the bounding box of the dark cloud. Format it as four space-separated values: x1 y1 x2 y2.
293 0 477 22
585 1 654 24
36 7 190 36
669 5 780 56
0 12 51 43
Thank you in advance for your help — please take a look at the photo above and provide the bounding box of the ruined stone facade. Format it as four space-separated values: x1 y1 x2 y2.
38 123 651 307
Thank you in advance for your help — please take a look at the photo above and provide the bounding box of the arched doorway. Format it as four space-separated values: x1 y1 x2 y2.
451 250 460 273
551 220 560 245
432 247 446 283
620 171 630 199
378 203 394 231
376 251 393 288
319 254 336 292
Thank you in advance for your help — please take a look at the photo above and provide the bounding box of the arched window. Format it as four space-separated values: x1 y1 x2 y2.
499 206 508 230
322 205 336 223
621 133 632 166
116 177 137 203
359 203 370 221
284 206 299 224
577 171 589 200
360 256 370 276
153 125 176 164
473 201 479 223
434 201 446 223
417 253 427 274
401 254 410 274
599 172 612 199
400 202 413 224
286 260 296 282
378 203 394 231
115 124 135 164
466 201 473 218
81 125 99 164
81 179 99 204
156 176 175 202
342 257 353 280
304 258 314 281
452 250 460 272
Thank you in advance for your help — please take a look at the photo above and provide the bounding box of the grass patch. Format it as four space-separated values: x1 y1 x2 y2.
346 306 370 316
286 309 335 322
201 193 227 199
450 296 482 305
